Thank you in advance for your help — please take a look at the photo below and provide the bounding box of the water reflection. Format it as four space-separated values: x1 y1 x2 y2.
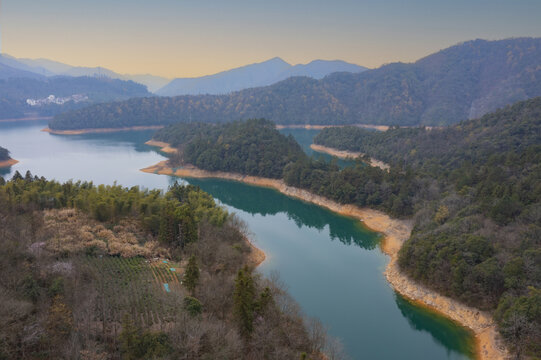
188 177 380 250
395 294 476 358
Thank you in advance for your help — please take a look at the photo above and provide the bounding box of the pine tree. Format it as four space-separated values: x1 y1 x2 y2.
233 266 256 337
183 255 199 294
119 314 140 360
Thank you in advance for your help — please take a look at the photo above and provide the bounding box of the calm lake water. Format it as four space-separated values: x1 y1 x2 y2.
0 120 475 359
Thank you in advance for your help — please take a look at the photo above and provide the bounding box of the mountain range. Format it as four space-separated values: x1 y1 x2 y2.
0 54 169 92
49 38 541 130
155 57 367 96
0 54 366 94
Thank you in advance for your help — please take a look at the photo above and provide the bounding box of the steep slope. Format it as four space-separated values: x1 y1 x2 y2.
156 57 366 96
314 98 541 357
49 38 541 130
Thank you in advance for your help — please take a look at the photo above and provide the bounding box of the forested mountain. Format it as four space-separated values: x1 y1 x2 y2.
314 98 541 357
0 76 150 119
0 54 170 92
0 146 10 161
0 173 334 359
0 61 46 80
156 57 366 96
49 38 541 131
154 119 306 178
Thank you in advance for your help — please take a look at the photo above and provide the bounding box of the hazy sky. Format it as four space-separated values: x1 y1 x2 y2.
2 0 541 78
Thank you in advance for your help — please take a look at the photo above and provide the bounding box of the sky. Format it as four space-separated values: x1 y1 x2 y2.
2 0 541 78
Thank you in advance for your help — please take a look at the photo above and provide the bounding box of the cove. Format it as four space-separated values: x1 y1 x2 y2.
0 120 475 359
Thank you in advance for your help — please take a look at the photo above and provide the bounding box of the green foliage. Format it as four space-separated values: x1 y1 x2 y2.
283 158 417 217
155 119 307 179
254 286 273 315
120 314 172 360
233 266 256 337
50 38 541 130
22 273 40 303
0 175 228 252
317 97 541 355
183 255 200 294
495 287 541 357
48 277 65 298
183 296 203 317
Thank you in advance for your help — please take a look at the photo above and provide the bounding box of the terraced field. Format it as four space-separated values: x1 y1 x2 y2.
84 256 184 328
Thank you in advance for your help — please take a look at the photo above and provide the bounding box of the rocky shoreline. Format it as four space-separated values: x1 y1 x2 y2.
142 142 508 360
144 140 179 154
310 143 390 170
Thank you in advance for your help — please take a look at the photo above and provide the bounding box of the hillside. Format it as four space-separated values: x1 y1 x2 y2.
0 174 333 359
153 119 307 178
152 98 541 357
0 146 10 161
314 98 541 357
0 61 46 80
0 54 170 92
0 76 150 119
156 57 366 96
49 38 541 130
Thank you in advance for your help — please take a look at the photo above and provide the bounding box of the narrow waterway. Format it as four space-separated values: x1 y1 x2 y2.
0 120 475 359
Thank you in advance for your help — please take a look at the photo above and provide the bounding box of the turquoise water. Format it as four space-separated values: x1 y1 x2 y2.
279 127 357 168
0 121 475 359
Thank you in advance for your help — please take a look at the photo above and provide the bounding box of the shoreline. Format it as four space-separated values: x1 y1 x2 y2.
42 125 164 135
140 158 508 360
310 143 390 170
276 123 390 131
245 235 266 268
0 116 52 123
0 158 19 168
144 140 179 154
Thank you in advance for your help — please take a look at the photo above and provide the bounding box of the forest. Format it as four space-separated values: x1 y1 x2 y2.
0 76 150 119
315 98 541 358
154 119 307 179
0 172 340 359
0 146 10 161
155 98 541 357
49 38 541 130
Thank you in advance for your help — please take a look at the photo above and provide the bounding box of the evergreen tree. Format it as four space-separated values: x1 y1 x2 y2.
120 314 140 360
183 255 199 294
233 266 256 337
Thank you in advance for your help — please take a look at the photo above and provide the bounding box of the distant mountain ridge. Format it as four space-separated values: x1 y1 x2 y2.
155 57 367 96
0 55 170 92
49 38 541 130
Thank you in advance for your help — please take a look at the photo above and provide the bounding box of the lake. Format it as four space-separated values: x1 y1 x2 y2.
0 120 475 359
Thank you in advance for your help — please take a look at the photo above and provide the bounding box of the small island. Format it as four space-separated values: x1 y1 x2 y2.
0 146 18 168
